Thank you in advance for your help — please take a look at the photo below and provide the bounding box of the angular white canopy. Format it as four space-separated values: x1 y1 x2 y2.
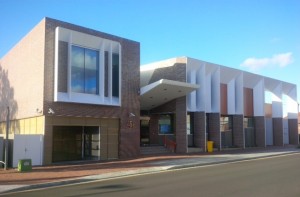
140 79 199 110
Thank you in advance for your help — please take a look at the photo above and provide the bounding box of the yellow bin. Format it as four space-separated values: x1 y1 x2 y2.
207 141 214 153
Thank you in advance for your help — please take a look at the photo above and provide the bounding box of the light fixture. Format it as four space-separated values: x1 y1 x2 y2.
36 108 43 114
48 108 55 114
129 112 135 117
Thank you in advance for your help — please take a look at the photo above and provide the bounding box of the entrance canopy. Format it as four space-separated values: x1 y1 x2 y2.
140 79 199 110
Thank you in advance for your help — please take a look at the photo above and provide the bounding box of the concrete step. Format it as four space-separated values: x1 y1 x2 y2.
140 146 172 155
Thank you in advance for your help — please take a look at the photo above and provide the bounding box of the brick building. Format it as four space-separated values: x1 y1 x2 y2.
0 18 298 167
0 18 140 166
140 57 299 152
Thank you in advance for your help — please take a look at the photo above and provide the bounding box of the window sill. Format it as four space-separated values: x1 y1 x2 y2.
55 92 120 106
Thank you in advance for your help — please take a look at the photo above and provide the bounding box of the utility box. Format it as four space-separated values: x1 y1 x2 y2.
207 141 214 153
18 159 32 172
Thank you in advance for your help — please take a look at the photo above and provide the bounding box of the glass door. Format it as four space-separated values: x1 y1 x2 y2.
83 126 100 160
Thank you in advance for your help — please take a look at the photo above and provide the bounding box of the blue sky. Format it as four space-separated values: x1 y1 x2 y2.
1 0 300 105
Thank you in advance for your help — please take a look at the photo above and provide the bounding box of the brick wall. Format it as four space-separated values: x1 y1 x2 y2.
273 118 283 146
207 113 220 149
42 18 141 159
244 88 254 116
288 119 299 145
148 63 186 83
149 114 159 144
146 62 187 152
220 84 228 115
232 115 244 148
255 116 266 147
194 112 206 150
175 96 187 153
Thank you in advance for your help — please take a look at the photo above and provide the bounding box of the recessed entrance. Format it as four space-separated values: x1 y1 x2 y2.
140 117 150 145
52 126 100 162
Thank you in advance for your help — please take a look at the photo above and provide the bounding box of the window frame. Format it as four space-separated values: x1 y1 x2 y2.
71 45 100 95
158 114 174 135
54 27 122 106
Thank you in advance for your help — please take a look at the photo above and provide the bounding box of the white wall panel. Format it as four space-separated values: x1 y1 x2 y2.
286 87 298 119
272 101 283 118
253 79 265 116
227 79 235 114
235 73 244 114
197 65 206 111
205 73 212 112
211 68 220 112
271 83 283 118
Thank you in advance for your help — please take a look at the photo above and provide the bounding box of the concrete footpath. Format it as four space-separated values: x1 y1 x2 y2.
0 146 299 194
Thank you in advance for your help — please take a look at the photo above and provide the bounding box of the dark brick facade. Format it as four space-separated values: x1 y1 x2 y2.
232 115 244 148
148 114 160 145
255 116 266 147
43 18 141 159
144 60 188 153
288 119 299 145
207 113 220 149
175 96 187 153
194 112 206 150
273 118 283 146
148 63 186 83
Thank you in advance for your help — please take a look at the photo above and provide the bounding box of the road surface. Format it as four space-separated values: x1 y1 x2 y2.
3 153 300 197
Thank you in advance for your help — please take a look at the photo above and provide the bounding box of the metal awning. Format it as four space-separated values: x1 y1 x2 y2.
140 79 199 110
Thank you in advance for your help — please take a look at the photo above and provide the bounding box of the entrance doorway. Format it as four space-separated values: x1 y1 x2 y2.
52 126 100 162
220 116 233 148
140 117 150 145
83 126 100 160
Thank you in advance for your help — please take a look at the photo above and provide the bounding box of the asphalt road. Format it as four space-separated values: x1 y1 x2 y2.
3 153 300 197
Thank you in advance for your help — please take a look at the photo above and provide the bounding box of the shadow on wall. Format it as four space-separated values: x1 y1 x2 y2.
0 65 18 122
0 64 18 167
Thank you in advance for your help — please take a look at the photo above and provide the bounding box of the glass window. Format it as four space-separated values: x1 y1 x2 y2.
220 116 232 132
220 115 233 148
159 114 174 134
187 113 194 135
71 45 99 94
112 53 119 97
244 117 254 128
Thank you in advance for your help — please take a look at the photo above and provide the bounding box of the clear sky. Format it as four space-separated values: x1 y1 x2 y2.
1 0 300 105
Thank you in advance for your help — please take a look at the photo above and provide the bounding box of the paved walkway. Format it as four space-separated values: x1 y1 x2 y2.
0 146 299 194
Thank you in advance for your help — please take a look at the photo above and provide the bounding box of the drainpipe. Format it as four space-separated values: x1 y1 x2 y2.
4 107 9 170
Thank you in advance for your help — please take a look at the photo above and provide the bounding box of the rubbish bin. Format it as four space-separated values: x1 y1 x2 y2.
18 159 32 172
207 141 214 153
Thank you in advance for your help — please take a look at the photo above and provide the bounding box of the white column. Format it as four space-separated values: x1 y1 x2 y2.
197 64 205 111
108 43 113 102
54 27 59 101
235 73 244 114
67 32 73 98
271 83 283 118
211 67 220 113
100 42 105 101
227 79 235 114
286 87 298 119
205 73 212 112
253 79 265 116
118 43 122 105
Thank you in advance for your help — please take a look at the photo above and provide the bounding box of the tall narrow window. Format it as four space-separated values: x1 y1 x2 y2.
112 53 119 97
71 45 99 94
